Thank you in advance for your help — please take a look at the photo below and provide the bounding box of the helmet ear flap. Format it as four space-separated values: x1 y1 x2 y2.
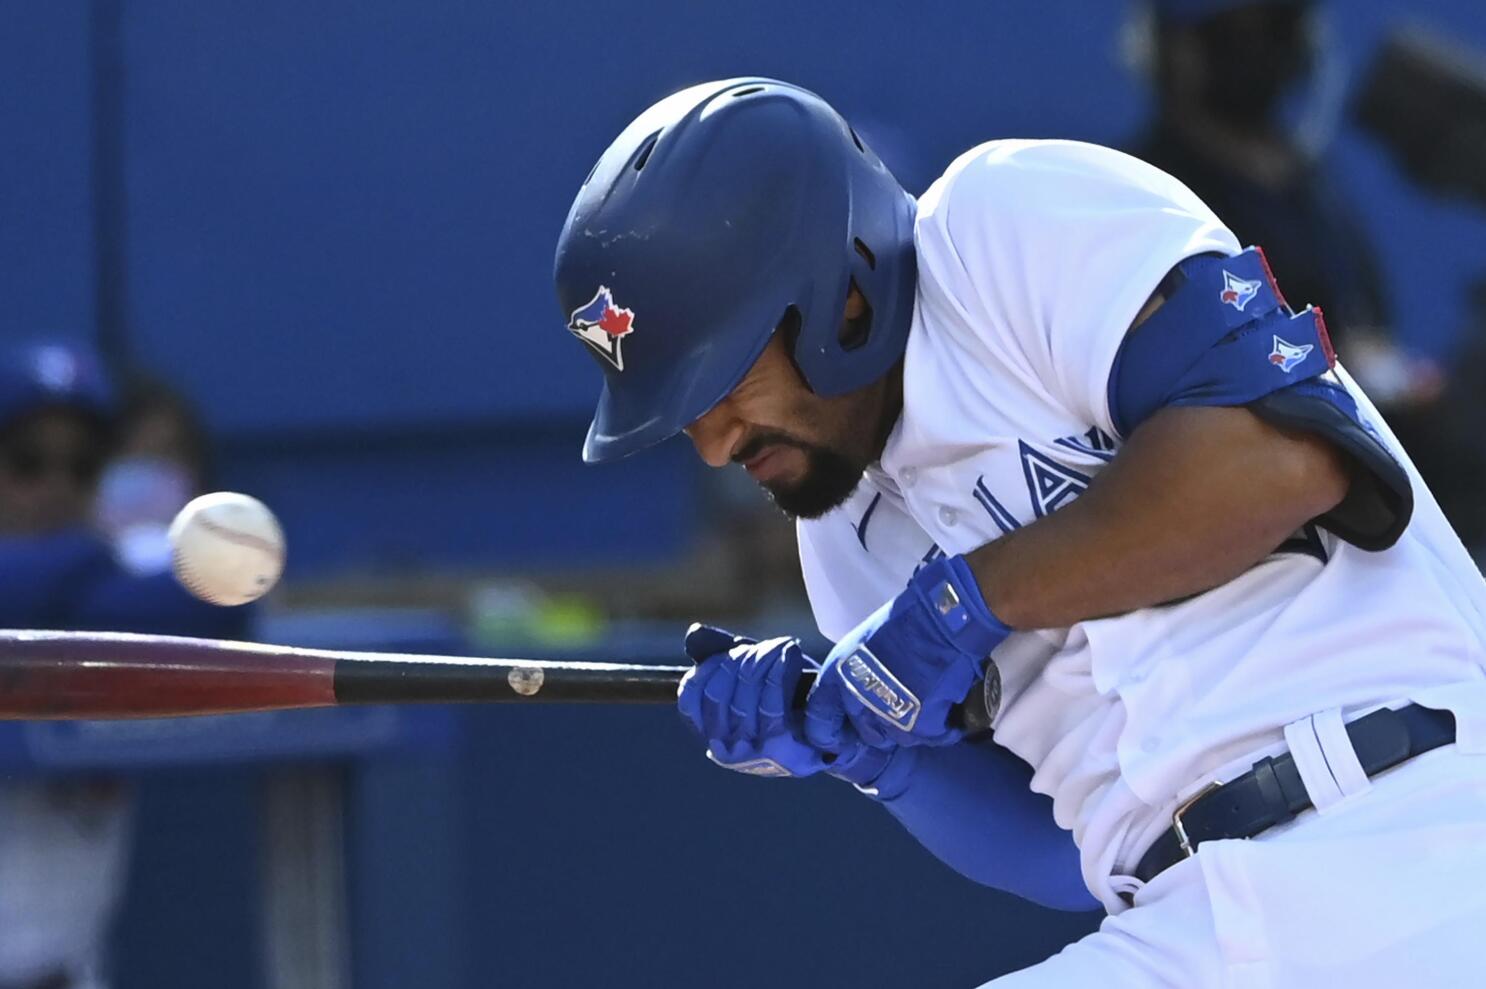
775 304 808 384
777 299 871 388
832 236 882 356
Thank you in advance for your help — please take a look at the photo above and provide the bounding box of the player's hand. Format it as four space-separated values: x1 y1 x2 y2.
807 555 1010 748
678 624 889 784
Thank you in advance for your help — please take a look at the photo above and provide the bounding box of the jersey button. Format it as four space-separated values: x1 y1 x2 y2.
938 506 959 527
900 467 918 487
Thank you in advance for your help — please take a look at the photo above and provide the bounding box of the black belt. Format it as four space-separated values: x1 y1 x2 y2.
1131 703 1456 889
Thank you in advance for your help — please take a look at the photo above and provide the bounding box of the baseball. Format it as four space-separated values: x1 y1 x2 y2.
168 492 286 606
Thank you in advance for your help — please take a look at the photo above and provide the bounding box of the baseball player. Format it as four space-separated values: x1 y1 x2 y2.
554 77 1486 986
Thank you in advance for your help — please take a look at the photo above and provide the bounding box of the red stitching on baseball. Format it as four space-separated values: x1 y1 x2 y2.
193 513 284 562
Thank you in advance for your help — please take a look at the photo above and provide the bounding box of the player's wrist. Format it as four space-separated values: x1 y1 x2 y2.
819 554 1011 747
904 555 1012 660
824 741 892 787
838 745 920 799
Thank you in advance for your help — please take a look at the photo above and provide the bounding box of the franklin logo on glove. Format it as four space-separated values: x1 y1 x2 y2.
838 647 919 731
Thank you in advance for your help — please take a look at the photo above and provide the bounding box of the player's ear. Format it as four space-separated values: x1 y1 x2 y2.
839 280 872 352
844 283 868 321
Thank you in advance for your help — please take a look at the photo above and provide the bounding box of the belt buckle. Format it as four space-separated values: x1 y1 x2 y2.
1172 782 1221 858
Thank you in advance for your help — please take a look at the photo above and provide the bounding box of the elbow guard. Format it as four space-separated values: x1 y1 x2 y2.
1109 247 1412 550
1247 379 1412 550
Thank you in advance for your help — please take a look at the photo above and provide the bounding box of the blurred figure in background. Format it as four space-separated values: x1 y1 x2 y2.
1127 0 1486 545
1131 0 1404 355
0 341 246 989
0 342 126 989
95 376 214 578
1131 1 1365 331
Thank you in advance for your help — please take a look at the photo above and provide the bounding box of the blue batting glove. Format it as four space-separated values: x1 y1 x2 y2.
807 555 1010 748
678 624 891 785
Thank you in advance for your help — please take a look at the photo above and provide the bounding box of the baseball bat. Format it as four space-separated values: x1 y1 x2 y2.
0 630 996 733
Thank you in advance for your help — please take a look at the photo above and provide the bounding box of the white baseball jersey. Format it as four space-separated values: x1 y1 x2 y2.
797 140 1486 912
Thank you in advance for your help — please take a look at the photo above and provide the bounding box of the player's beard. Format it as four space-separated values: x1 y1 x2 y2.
735 362 902 520
733 432 869 521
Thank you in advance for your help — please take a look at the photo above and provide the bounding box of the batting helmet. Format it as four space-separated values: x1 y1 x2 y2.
0 340 115 433
554 78 917 464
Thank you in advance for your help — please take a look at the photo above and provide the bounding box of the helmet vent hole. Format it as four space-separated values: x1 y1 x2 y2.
838 279 873 352
730 85 765 98
853 238 877 270
632 132 660 172
847 126 865 153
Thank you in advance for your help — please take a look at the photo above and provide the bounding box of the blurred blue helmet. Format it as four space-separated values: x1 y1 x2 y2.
554 78 917 464
0 340 115 433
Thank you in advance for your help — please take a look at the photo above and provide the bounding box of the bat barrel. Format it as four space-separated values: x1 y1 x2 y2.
0 630 337 719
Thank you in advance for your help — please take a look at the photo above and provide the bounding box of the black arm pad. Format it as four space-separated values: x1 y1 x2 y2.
1248 382 1414 551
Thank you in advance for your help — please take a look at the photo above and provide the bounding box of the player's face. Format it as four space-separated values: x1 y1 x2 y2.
684 293 899 519
0 410 107 535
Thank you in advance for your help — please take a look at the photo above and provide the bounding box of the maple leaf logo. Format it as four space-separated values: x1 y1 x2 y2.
566 286 637 371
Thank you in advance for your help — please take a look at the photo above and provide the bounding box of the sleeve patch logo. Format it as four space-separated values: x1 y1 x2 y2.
1220 270 1262 311
1269 335 1313 373
837 644 920 732
567 286 636 371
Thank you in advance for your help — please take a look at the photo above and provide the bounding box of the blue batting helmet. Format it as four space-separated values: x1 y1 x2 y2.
0 340 115 433
554 78 917 464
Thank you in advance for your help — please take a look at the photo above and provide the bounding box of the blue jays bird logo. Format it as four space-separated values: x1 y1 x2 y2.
1270 335 1313 373
567 286 636 371
1220 270 1262 311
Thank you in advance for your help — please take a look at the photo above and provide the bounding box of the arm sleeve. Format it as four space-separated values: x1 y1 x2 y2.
916 139 1242 435
866 741 1099 912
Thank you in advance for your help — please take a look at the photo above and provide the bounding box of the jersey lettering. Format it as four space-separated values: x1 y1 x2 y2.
914 543 946 574
1275 523 1329 564
1053 426 1119 462
972 476 1022 535
1019 442 1092 518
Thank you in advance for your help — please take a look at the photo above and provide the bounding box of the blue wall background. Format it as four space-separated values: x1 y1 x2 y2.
2 2 1484 987
4 0 1482 577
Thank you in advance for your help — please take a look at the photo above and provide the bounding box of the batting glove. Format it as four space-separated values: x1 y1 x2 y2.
807 555 1010 749
678 624 890 784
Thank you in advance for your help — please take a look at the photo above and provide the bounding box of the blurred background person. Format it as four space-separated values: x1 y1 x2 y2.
1127 0 1486 547
1130 0 1418 368
0 341 247 989
0 341 125 989
94 377 214 578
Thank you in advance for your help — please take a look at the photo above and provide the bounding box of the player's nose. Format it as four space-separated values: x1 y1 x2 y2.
684 406 744 469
